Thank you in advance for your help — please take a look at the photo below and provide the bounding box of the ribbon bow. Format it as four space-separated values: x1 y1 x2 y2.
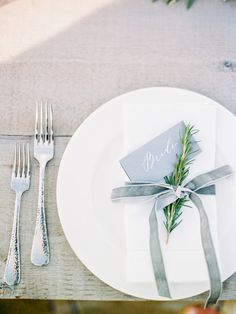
111 165 233 308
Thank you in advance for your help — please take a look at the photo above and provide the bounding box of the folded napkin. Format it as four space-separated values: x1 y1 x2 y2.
123 102 218 283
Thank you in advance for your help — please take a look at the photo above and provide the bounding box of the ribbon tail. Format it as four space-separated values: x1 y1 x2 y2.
149 200 171 298
190 193 222 308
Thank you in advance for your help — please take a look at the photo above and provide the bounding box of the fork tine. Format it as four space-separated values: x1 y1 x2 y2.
35 102 39 143
49 104 54 143
45 102 49 142
40 102 44 143
12 144 17 177
22 143 25 177
17 144 21 177
27 143 30 177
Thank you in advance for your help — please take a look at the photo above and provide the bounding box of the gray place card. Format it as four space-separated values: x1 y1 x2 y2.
120 121 200 183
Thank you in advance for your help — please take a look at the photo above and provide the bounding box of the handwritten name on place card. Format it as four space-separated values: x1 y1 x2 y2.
120 121 200 183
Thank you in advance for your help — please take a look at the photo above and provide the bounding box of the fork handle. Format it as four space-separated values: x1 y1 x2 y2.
31 163 50 266
4 192 22 286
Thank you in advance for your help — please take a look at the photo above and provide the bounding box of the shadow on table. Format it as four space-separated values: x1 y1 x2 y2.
0 0 17 7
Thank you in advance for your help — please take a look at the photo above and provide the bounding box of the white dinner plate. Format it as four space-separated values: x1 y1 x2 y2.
57 87 236 300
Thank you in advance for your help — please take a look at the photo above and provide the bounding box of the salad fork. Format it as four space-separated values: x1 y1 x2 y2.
31 102 54 266
4 144 30 286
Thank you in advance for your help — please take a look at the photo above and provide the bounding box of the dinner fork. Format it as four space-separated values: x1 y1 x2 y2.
4 144 30 286
31 102 54 266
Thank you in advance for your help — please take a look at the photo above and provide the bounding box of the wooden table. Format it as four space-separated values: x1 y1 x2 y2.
0 0 236 301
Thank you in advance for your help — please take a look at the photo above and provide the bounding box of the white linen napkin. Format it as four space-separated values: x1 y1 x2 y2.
123 102 218 283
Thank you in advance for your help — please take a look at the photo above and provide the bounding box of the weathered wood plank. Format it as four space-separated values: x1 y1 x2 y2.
0 0 235 136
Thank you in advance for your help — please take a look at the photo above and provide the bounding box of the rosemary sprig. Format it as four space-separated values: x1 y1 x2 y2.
152 0 197 9
152 0 235 10
163 124 198 243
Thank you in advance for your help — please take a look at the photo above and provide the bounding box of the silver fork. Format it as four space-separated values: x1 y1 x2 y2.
4 144 30 286
31 102 54 266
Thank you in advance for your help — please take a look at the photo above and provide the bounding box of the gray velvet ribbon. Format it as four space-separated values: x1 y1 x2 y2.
111 165 233 308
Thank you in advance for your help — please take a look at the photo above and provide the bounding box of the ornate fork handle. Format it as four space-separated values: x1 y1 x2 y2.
4 192 22 286
31 162 49 266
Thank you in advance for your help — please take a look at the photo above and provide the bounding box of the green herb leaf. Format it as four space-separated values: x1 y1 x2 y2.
163 124 198 243
187 0 196 9
152 0 214 9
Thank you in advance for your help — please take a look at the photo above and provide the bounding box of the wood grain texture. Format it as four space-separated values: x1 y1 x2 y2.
0 0 235 300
